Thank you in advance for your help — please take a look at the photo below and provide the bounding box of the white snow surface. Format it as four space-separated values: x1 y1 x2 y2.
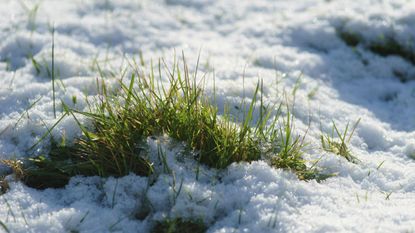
1 0 415 232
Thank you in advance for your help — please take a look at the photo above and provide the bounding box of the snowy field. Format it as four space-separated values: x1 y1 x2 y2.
1 0 415 232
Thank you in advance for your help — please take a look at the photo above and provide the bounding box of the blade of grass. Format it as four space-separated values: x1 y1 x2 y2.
51 25 56 119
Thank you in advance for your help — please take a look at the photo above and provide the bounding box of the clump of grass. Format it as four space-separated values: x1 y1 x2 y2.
20 113 153 189
269 110 329 181
321 119 360 163
0 159 23 194
338 29 412 60
1 153 74 189
338 30 361 47
151 218 206 233
338 28 415 82
13 56 263 188
12 54 328 189
0 176 9 195
1 159 25 181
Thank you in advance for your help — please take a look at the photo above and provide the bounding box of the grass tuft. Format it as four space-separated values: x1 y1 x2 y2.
10 55 329 189
1 159 25 181
0 176 9 195
338 30 361 47
321 119 360 163
338 28 415 82
269 110 329 181
151 218 206 233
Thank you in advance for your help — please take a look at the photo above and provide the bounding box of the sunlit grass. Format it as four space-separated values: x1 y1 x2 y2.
1 54 327 189
321 119 360 163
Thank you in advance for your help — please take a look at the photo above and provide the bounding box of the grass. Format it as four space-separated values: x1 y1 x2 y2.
321 119 360 163
51 25 56 119
151 218 206 233
338 28 415 82
338 29 413 61
1 54 327 190
0 219 10 233
20 1 40 32
0 159 24 181
338 30 361 47
0 55 336 233
0 176 9 195
269 110 331 181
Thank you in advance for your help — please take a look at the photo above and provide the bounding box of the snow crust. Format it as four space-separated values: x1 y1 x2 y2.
1 0 415 232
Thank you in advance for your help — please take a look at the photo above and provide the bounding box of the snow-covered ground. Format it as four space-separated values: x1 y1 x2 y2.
1 0 415 232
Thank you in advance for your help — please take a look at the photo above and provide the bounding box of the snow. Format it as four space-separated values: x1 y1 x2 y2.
1 0 415 232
